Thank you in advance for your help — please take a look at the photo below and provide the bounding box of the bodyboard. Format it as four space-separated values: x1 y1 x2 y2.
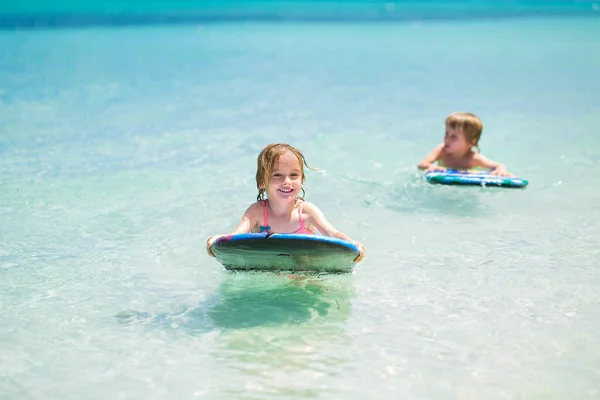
425 169 528 188
210 233 360 273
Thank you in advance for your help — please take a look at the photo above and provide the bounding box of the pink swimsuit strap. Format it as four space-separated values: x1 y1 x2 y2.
294 201 313 234
258 200 313 234
258 200 270 233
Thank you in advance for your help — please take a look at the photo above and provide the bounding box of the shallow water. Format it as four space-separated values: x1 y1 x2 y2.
1 7 600 399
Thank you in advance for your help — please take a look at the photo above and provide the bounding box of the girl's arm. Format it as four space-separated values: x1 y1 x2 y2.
206 203 259 256
473 154 513 177
303 202 365 262
417 144 445 171
231 205 257 234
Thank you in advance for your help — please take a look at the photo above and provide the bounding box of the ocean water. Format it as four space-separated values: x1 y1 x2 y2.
1 3 600 399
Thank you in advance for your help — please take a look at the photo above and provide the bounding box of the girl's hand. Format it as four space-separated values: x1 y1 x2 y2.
425 164 446 173
206 235 222 257
353 242 365 263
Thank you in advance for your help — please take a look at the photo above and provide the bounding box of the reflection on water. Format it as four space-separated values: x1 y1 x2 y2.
209 273 328 328
208 271 354 329
114 271 354 332
114 272 356 397
209 272 356 398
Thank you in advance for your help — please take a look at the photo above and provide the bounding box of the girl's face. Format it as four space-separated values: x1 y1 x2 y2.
267 150 303 202
443 125 473 156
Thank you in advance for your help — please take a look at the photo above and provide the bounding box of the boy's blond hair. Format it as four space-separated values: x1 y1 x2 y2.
255 143 316 201
445 112 483 147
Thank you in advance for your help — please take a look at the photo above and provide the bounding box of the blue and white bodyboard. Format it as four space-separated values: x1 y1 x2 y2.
425 170 528 188
210 233 360 273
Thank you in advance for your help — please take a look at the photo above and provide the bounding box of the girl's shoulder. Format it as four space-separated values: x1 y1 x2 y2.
297 200 321 214
244 201 265 216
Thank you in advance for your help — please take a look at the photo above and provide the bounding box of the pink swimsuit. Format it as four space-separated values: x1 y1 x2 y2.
259 200 314 234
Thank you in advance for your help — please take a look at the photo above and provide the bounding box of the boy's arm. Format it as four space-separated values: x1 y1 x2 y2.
418 144 445 170
473 154 513 177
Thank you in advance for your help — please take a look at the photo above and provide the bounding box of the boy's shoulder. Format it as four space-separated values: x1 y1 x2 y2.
432 143 445 154
470 152 487 162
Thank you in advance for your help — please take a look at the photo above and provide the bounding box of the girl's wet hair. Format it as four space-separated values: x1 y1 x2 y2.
446 112 483 150
255 143 318 201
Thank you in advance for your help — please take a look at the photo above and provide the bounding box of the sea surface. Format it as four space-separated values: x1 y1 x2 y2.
1 2 600 399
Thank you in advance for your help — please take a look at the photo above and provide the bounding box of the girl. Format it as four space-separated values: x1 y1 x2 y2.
206 143 365 262
418 112 513 177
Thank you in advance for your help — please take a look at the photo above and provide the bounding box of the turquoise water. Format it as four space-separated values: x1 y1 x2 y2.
1 4 600 399
1 0 598 27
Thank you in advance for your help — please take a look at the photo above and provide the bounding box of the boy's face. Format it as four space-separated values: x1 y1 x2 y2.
443 125 473 155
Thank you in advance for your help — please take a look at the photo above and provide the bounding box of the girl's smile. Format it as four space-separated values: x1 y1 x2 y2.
268 150 303 201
